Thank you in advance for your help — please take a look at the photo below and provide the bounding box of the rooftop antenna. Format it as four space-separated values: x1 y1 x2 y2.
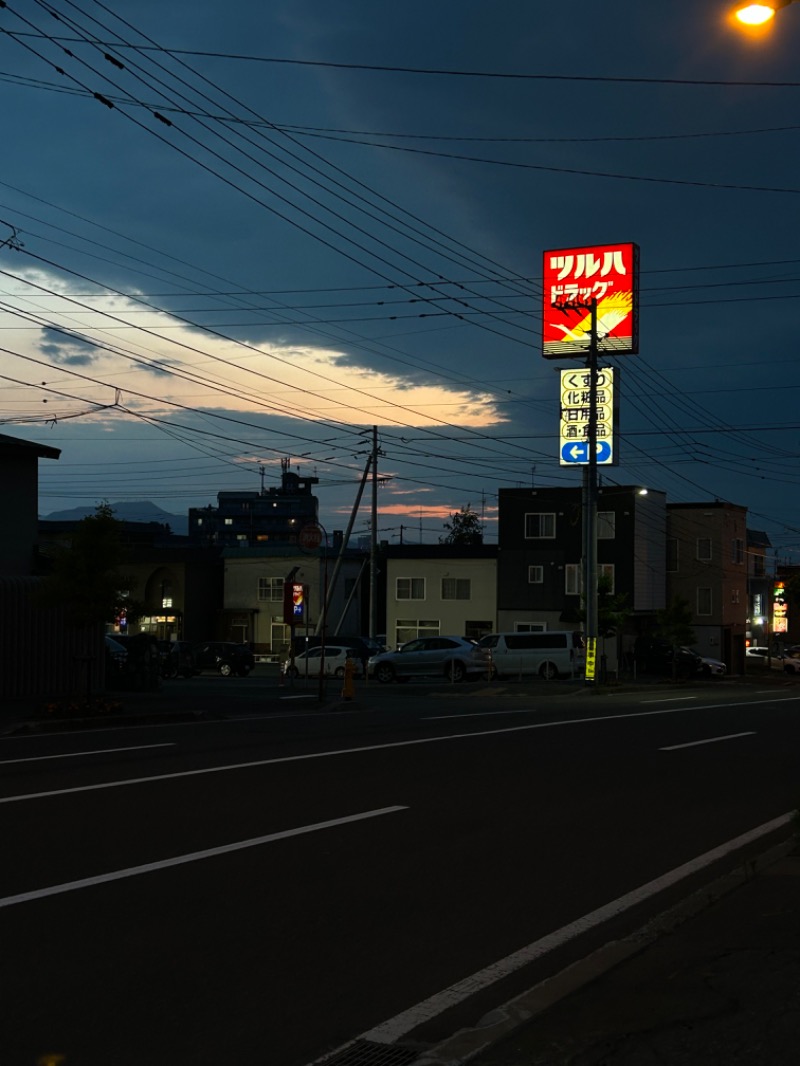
259 464 266 494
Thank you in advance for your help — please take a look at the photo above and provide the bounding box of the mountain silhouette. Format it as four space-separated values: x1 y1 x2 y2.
41 500 189 535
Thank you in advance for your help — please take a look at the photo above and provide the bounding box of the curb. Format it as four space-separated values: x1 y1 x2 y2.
410 831 798 1065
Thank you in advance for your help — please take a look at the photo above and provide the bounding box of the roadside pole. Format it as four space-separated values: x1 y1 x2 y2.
584 298 599 687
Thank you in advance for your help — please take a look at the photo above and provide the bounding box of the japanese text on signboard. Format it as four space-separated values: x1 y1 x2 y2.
542 242 639 359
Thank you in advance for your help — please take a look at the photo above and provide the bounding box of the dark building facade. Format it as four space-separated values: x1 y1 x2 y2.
497 484 667 669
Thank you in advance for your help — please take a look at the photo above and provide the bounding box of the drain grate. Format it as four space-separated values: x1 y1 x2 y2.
316 1038 421 1066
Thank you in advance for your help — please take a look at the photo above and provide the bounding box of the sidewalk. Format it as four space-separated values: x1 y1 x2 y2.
448 836 800 1065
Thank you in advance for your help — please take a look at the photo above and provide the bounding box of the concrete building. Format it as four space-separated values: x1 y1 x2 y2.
381 544 498 649
666 500 749 671
222 544 369 657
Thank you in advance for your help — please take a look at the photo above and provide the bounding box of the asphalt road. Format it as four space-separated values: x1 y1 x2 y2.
2 677 799 1066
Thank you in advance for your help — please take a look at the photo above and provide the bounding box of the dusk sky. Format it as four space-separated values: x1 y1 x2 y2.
1 1 799 556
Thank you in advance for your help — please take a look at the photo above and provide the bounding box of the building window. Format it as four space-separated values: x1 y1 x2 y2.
597 511 615 539
464 620 492 640
528 565 544 584
731 538 744 565
441 578 470 600
697 587 712 615
599 563 615 593
731 588 740 604
667 538 678 573
565 564 581 596
258 577 284 602
395 618 439 645
515 623 546 632
224 518 234 526
697 538 712 562
396 577 425 600
524 512 556 539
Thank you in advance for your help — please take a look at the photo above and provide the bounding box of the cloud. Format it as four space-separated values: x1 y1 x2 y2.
38 327 102 367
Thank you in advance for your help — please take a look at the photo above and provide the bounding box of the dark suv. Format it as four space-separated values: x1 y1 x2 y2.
635 638 702 678
193 641 255 677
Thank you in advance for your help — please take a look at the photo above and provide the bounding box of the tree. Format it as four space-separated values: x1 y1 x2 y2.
441 504 483 545
37 502 141 625
655 596 696 681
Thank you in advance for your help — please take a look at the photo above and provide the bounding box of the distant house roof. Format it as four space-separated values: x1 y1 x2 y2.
0 432 60 461
748 529 772 549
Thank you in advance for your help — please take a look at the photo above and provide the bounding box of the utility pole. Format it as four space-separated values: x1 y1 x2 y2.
583 298 599 686
369 425 378 640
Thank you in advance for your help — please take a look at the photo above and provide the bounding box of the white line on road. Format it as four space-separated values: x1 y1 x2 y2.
423 709 539 721
351 812 793 1048
641 696 698 704
0 805 407 910
660 731 756 751
0 743 175 766
2 697 799 807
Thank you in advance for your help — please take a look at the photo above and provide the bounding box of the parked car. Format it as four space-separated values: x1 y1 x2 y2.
157 639 197 678
106 633 162 690
290 635 382 666
284 645 363 679
696 653 726 677
782 654 800 675
104 634 128 666
746 646 770 659
193 641 255 677
634 638 703 678
368 636 492 683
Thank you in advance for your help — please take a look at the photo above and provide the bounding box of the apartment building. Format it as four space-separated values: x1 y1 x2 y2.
666 501 748 671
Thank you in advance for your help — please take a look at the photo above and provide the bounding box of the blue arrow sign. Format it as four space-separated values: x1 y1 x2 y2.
561 441 589 463
560 440 613 464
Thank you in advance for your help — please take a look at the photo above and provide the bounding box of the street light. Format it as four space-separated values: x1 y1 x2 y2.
733 1 795 25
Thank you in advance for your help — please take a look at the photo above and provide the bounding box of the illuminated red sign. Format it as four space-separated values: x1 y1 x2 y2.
283 582 306 626
542 242 639 359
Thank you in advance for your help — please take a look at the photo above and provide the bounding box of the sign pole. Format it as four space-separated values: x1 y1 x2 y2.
584 298 599 686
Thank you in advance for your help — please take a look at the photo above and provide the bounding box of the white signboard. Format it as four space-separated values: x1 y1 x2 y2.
559 367 618 466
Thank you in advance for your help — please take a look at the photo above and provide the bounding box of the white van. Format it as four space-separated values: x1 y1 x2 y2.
478 630 585 680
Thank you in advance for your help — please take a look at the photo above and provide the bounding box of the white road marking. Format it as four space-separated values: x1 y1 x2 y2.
0 743 175 766
2 696 798 807
423 709 539 720
351 812 792 1047
0 806 407 910
641 696 698 704
660 731 756 751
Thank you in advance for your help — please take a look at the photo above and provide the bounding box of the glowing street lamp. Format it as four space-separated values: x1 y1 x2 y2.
733 1 795 26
